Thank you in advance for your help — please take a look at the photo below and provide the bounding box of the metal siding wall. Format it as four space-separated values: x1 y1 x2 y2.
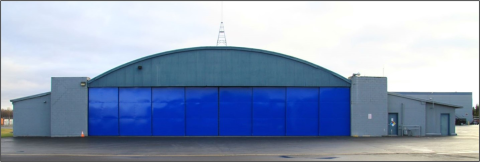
152 87 185 136
88 48 351 87
252 87 286 136
219 87 252 136
119 88 152 136
12 94 51 137
319 88 351 136
88 88 119 136
50 77 89 137
185 87 219 136
286 87 319 136
395 93 473 123
387 95 426 136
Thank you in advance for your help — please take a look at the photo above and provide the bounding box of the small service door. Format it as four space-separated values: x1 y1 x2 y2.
388 113 398 135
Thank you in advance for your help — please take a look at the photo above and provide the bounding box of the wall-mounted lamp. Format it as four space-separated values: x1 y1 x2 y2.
138 66 143 70
44 101 47 103
80 82 86 87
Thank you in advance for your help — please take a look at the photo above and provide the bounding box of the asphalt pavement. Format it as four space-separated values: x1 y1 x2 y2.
1 125 478 161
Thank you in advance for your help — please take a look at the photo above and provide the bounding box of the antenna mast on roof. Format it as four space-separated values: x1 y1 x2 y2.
216 1 227 46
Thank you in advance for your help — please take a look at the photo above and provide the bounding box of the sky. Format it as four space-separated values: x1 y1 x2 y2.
1 1 479 109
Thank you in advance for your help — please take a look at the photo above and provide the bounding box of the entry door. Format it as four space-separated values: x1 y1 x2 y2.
441 114 450 136
388 113 398 135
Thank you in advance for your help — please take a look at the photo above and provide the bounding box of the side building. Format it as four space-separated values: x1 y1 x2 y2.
391 92 473 125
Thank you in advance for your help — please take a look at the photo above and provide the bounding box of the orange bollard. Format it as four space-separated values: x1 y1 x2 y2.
81 131 85 138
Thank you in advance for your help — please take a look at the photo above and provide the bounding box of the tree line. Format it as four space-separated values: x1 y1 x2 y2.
1 109 13 119
473 104 479 117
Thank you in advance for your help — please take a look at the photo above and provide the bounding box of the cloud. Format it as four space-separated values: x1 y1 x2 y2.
1 1 479 108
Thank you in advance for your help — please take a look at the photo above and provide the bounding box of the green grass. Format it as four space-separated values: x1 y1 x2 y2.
1 128 13 137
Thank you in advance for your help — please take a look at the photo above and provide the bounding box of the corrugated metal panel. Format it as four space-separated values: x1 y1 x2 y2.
219 87 252 136
88 47 351 87
88 88 119 136
119 88 152 136
286 87 319 136
252 87 286 136
185 87 219 136
319 87 351 136
152 87 185 136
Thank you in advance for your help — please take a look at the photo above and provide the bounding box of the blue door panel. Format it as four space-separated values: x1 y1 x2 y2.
89 88 119 103
286 118 318 136
186 102 218 118
286 87 319 136
88 88 119 136
319 102 350 119
319 88 350 102
119 88 152 136
220 102 251 117
153 118 185 136
152 87 185 136
286 102 318 118
252 87 285 136
220 118 251 136
319 87 350 136
252 118 285 136
287 87 319 102
186 87 218 136
286 102 318 136
220 87 252 102
186 118 218 136
319 118 350 136
219 87 252 136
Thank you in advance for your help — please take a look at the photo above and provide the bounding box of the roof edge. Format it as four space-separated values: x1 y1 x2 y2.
87 46 351 85
388 92 462 108
10 92 51 103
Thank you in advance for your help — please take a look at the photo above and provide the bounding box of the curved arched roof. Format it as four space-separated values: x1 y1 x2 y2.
87 46 351 87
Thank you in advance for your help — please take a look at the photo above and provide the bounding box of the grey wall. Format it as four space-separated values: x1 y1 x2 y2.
387 95 426 136
351 76 388 136
12 94 51 137
393 92 472 123
51 77 89 137
425 103 456 136
88 47 351 87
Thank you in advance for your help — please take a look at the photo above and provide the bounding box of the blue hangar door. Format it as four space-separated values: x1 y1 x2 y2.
119 88 152 136
88 87 350 136
286 87 319 136
252 87 286 136
185 87 219 136
152 87 185 136
319 87 350 136
88 88 119 136
219 87 252 136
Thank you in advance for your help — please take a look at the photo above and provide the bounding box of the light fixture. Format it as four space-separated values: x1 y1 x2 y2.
138 66 143 70
80 82 86 87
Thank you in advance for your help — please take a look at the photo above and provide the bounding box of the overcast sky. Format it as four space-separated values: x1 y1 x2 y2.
1 1 479 109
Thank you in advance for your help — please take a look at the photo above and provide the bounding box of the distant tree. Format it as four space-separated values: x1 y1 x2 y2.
1 108 13 119
474 104 479 117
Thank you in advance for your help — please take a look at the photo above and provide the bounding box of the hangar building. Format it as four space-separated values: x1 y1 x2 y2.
10 46 468 137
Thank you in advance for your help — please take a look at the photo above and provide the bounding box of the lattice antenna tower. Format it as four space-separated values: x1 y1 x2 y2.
216 2 227 46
